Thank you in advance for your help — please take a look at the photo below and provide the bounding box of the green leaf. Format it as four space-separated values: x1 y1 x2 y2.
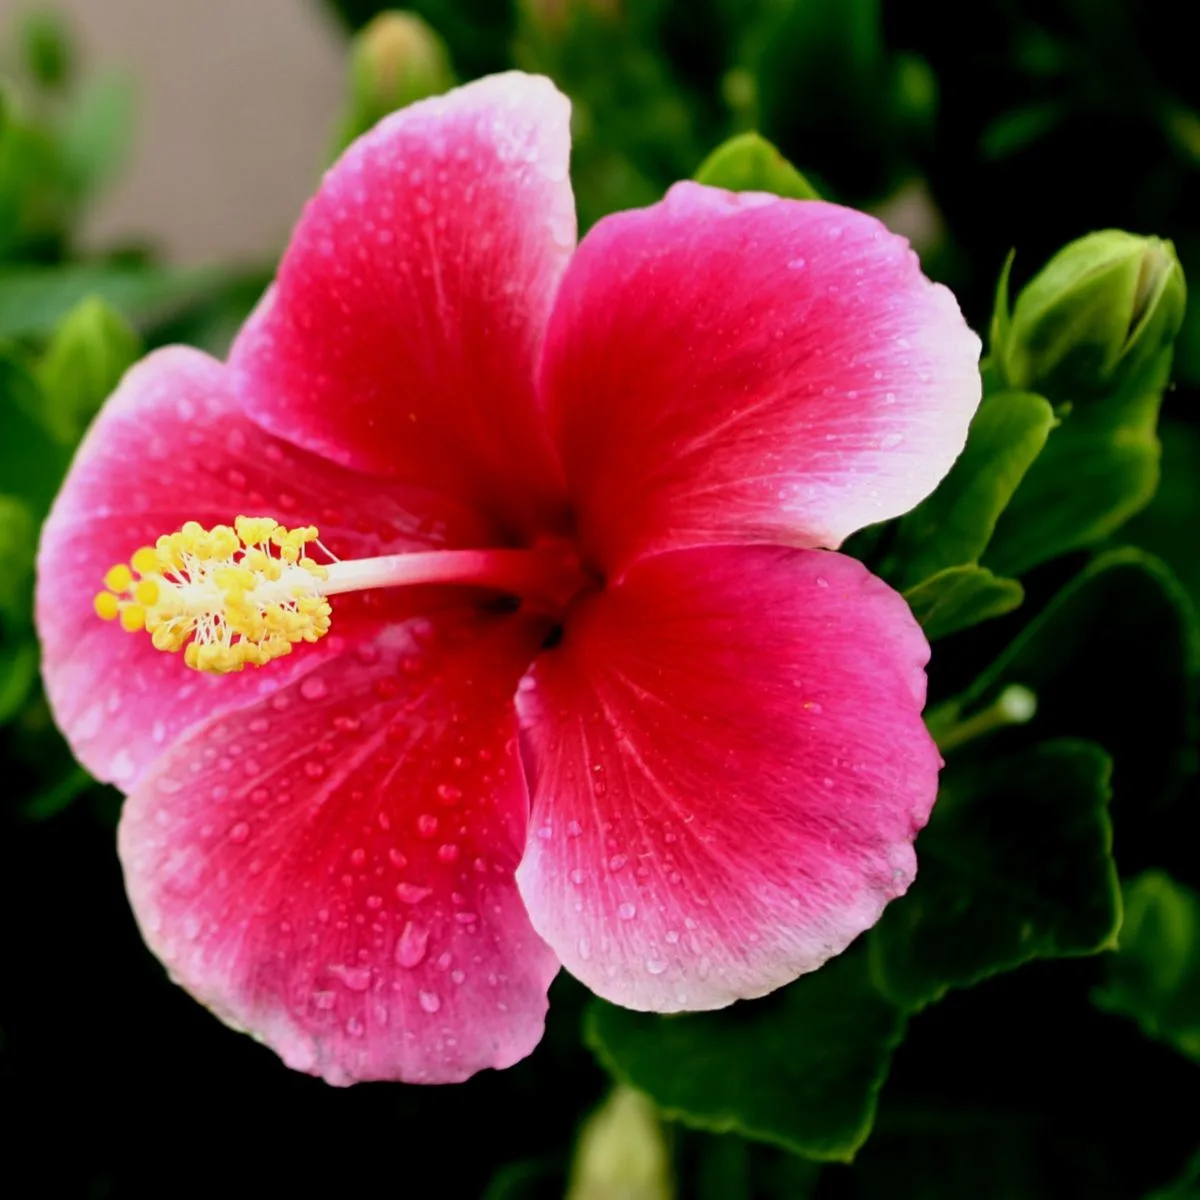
0 494 37 627
954 548 1198 810
1125 419 1200 613
1146 1147 1200 1199
586 949 904 1162
59 71 135 201
0 354 69 512
1093 871 1200 1064
694 132 819 200
984 355 1168 578
0 639 38 725
903 565 1024 641
0 264 227 339
870 740 1119 1010
891 391 1056 588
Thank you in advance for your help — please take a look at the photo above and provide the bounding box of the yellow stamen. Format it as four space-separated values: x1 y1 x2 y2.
98 516 332 674
94 591 120 621
104 564 133 592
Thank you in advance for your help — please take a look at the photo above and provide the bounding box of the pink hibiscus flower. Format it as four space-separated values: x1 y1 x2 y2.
36 73 981 1085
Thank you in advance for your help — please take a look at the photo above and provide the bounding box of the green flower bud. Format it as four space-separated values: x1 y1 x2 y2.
566 1086 673 1200
996 231 1187 400
36 297 140 444
334 12 455 153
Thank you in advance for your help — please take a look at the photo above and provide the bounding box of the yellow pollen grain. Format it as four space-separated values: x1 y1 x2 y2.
97 516 332 675
131 546 160 575
119 603 146 633
94 591 120 621
104 564 133 592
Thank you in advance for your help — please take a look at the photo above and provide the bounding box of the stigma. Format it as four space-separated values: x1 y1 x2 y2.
94 517 332 674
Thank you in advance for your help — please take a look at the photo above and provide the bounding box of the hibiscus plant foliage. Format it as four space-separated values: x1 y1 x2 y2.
3 3 1200 1198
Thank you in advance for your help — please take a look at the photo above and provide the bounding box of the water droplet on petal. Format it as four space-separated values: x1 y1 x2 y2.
577 937 591 961
416 813 439 838
418 989 441 1014
617 902 637 920
646 958 667 975
229 822 250 844
436 783 462 804
396 882 432 904
330 964 371 991
395 921 430 968
437 843 460 863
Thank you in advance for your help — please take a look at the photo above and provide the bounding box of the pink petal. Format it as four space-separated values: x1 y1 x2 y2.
515 545 939 1011
36 346 490 790
231 72 576 538
118 610 558 1085
539 183 981 572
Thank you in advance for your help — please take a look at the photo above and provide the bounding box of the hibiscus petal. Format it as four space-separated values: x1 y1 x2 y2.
515 545 939 1011
231 72 576 538
118 610 558 1085
37 346 490 789
539 183 982 571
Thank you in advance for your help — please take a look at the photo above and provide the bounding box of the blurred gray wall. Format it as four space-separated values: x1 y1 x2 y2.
1 0 346 263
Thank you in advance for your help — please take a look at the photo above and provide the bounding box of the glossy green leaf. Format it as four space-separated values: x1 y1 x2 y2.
891 391 1056 587
984 357 1168 578
903 565 1024 641
586 949 904 1161
1093 871 1200 1064
694 132 819 200
870 740 1119 1010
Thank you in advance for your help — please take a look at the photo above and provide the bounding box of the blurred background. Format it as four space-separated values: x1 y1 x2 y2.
2 1 1199 1197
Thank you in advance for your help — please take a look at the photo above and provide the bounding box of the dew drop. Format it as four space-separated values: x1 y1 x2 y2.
396 882 432 904
577 937 592 961
569 869 586 886
437 843 460 864
229 822 250 844
436 783 462 805
330 964 372 991
608 854 628 872
418 989 441 1014
395 920 430 968
350 848 366 867
646 959 667 975
416 813 439 838
389 848 409 869
617 902 637 921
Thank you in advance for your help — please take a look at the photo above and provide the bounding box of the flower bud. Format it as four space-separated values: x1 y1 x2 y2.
335 12 455 151
35 297 140 443
996 231 1186 400
566 1086 673 1200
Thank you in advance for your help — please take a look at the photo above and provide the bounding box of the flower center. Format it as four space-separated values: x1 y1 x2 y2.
94 516 589 674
